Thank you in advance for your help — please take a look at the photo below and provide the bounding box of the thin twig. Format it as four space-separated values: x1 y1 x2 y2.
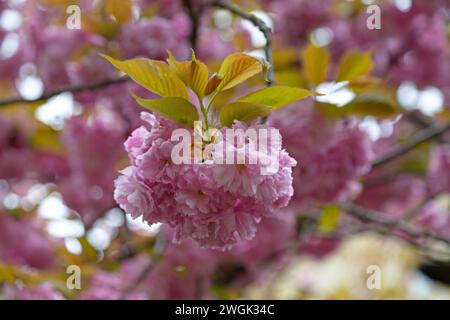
210 0 274 87
406 110 449 144
341 202 450 246
0 76 129 107
119 259 153 299
182 0 203 52
372 121 450 167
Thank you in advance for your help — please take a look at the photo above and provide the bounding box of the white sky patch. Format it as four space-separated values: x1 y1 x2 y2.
359 116 400 141
0 32 19 58
16 75 44 100
104 208 125 228
395 0 412 12
37 192 71 219
416 87 444 117
35 92 81 130
397 81 444 116
87 227 111 251
315 81 355 107
396 81 419 110
0 9 22 31
126 214 162 236
311 27 333 47
214 9 233 29
47 219 85 238
3 192 20 210
64 237 82 255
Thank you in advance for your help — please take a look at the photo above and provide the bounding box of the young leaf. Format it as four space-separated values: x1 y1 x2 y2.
105 0 132 23
204 73 224 96
101 54 188 99
301 42 330 87
343 90 398 118
131 93 199 128
216 53 263 91
167 51 209 98
219 102 271 127
238 86 313 110
319 206 342 234
335 50 373 82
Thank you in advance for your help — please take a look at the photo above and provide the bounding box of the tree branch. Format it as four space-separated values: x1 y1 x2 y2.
372 121 450 167
182 0 203 52
0 76 129 108
341 202 450 246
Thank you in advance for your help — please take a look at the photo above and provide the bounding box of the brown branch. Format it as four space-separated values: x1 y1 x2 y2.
0 76 129 107
372 121 450 167
119 258 153 299
182 0 203 52
341 202 450 247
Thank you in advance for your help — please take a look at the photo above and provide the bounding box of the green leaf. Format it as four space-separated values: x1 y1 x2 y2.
167 50 209 98
301 42 330 87
335 50 373 82
132 93 199 128
238 86 313 110
318 206 342 234
105 0 132 23
100 54 188 99
219 102 271 127
342 92 398 118
217 53 263 91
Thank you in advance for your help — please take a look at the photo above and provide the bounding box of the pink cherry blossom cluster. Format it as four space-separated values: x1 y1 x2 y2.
58 113 126 226
115 112 297 250
269 100 374 207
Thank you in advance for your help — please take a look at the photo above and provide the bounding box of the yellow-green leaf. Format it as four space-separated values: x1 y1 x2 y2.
101 54 188 99
132 93 199 128
219 102 271 127
217 53 263 91
167 51 209 98
204 73 224 96
342 92 398 118
301 42 330 87
319 206 342 234
316 92 398 119
238 86 313 110
105 0 132 23
335 50 373 82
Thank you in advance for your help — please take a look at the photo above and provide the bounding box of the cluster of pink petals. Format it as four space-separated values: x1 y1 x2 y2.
23 19 104 90
0 213 55 269
0 116 67 182
415 202 450 239
267 0 332 46
356 174 426 218
82 230 219 299
269 100 374 207
115 112 297 250
118 13 191 60
4 283 64 300
327 1 450 101
427 145 450 196
59 114 125 226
